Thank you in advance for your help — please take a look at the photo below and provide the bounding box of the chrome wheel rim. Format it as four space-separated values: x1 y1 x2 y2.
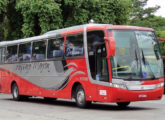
13 85 18 98
77 90 85 104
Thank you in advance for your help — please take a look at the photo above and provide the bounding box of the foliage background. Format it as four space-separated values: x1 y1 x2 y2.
0 0 165 54
0 0 132 40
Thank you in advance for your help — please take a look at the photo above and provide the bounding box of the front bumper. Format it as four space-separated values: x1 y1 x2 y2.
109 86 164 102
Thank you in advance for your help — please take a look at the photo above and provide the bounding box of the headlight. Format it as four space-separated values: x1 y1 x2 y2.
111 83 127 89
157 82 164 88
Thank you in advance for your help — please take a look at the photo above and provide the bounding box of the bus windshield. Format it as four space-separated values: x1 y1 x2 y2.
109 30 164 80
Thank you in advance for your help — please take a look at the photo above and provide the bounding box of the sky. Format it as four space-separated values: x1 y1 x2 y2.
147 0 165 17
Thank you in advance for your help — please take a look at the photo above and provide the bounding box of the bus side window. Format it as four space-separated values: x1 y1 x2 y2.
0 47 6 63
6 45 18 63
32 41 46 60
47 37 64 58
18 43 31 61
65 34 84 57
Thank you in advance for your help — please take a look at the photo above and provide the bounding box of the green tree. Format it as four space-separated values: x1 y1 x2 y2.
157 30 165 55
16 0 132 38
0 0 132 40
130 0 160 19
130 16 165 30
0 0 9 40
61 0 132 27
0 0 8 14
129 0 162 29
16 0 62 37
0 0 23 41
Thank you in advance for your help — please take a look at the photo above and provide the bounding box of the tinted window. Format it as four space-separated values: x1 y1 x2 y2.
6 45 18 62
47 37 64 58
18 43 31 61
0 47 6 63
110 30 164 80
32 41 46 60
65 34 84 57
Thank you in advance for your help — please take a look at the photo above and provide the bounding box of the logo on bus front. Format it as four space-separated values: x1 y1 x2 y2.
138 94 147 98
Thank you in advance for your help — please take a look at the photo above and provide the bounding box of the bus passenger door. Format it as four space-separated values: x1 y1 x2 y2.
87 31 110 102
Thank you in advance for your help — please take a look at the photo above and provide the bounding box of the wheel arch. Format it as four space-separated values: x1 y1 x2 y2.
71 82 84 99
11 80 17 93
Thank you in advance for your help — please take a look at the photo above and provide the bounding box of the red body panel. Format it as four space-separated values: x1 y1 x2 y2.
0 64 164 103
109 87 163 103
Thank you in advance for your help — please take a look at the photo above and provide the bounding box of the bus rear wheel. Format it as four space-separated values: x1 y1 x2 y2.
75 85 90 108
117 102 130 108
12 83 21 101
11 83 28 101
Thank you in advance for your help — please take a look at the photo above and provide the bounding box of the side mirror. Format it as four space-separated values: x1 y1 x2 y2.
158 38 165 42
104 37 116 57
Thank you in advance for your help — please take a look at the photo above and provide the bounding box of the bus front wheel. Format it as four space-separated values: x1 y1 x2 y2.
75 85 90 108
117 102 130 108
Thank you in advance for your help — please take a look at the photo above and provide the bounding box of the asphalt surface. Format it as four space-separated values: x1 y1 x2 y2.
0 93 165 120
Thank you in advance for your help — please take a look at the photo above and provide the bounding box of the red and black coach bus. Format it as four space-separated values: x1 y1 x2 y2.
0 24 164 108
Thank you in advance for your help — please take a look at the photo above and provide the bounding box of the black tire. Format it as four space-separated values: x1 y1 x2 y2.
75 85 91 108
117 102 130 108
11 83 21 101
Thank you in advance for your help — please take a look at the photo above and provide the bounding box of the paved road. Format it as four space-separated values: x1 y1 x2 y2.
0 93 165 120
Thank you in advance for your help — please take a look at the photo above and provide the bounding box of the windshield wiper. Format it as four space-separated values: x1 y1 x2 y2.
141 49 156 80
134 49 139 66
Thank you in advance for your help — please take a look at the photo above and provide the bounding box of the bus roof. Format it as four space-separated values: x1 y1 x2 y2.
0 24 154 47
